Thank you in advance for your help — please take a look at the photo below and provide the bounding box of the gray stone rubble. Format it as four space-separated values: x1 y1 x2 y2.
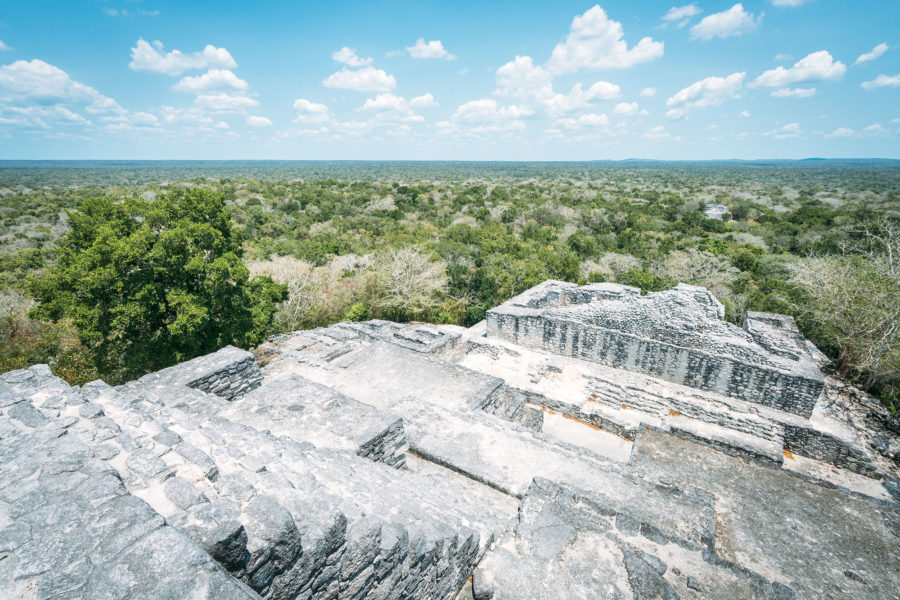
1 280 898 599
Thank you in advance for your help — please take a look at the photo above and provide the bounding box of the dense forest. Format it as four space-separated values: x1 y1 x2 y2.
1 161 898 411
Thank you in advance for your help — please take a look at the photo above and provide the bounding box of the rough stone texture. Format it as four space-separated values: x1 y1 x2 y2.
1 280 898 600
486 281 824 417
0 378 258 600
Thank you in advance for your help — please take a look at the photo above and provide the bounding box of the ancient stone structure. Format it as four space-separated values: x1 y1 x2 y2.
1 281 897 599
487 281 825 417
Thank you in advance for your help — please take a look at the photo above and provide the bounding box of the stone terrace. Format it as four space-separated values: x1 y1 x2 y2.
1 281 898 600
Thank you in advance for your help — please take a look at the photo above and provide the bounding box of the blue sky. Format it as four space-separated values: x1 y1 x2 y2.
0 1 898 159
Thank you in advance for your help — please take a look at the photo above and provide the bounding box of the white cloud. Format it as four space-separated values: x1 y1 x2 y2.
643 125 671 140
323 66 396 92
0 59 124 119
825 127 854 138
356 93 431 123
409 93 437 107
770 0 809 6
753 51 846 87
131 112 159 126
775 53 792 61
854 43 889 66
173 69 248 93
245 115 272 127
771 87 816 98
639 87 657 97
194 93 258 112
494 55 620 117
663 5 702 24
690 4 762 41
128 39 236 76
406 39 455 60
293 98 329 114
452 98 531 123
740 110 751 117
0 41 11 52
861 74 900 90
766 122 802 138
547 5 664 74
290 99 330 126
665 109 686 120
360 93 407 111
332 47 372 67
863 123 885 135
556 113 610 130
666 72 745 111
613 101 639 116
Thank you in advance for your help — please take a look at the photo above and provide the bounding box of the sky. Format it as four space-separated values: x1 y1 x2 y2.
0 0 898 160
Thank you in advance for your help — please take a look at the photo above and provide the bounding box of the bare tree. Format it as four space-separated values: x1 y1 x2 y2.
788 253 900 390
653 248 739 298
370 247 447 316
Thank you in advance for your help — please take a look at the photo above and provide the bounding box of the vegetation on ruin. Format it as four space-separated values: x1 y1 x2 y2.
1 161 898 407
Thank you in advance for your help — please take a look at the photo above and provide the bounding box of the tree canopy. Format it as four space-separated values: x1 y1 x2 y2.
28 189 286 382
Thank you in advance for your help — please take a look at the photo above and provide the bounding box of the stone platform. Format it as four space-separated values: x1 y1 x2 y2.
1 281 898 599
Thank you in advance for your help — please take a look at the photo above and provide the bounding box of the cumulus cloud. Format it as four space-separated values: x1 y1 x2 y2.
245 115 272 127
643 125 672 140
771 87 816 98
556 113 610 130
663 5 702 26
451 98 531 123
406 39 455 60
409 93 437 107
752 51 846 87
854 43 889 66
0 59 124 117
293 98 329 114
639 87 657 97
291 98 330 124
740 110 751 117
129 39 236 76
825 127 854 138
173 69 248 93
358 93 425 121
861 74 900 90
547 5 664 73
323 66 396 92
766 122 802 138
194 93 258 112
690 4 762 41
666 72 745 112
494 55 620 117
613 101 639 116
332 47 372 67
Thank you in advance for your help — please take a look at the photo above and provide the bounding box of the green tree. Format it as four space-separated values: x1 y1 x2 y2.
28 189 286 382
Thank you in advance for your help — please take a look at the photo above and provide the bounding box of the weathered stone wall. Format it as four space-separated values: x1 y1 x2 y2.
187 354 263 401
486 281 824 417
783 423 877 476
356 417 408 468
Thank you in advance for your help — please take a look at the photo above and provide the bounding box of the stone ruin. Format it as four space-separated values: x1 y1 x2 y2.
1 281 898 599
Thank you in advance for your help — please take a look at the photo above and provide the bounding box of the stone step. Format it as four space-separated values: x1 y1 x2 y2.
472 478 795 600
80 371 517 600
629 427 900 599
0 366 260 600
394 398 716 552
222 374 409 468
